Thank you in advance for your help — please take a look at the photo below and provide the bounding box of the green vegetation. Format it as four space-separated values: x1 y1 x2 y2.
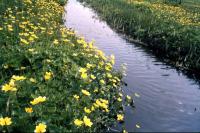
80 0 200 72
0 0 126 132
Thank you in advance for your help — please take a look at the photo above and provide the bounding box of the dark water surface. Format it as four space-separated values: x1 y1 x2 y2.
64 0 200 131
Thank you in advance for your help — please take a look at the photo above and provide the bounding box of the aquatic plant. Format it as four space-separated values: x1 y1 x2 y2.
0 0 124 132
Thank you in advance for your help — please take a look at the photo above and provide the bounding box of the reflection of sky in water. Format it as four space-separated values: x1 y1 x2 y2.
64 0 200 131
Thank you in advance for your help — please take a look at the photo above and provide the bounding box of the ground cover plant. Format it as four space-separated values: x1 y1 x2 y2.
0 0 126 132
80 0 200 72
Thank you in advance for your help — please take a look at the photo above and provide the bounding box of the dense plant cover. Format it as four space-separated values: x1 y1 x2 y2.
80 0 200 72
0 0 124 132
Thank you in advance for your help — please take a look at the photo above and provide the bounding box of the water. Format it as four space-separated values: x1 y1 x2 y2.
64 0 200 132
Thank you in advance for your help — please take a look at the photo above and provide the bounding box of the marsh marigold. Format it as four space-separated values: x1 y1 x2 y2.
34 123 47 133
0 117 12 126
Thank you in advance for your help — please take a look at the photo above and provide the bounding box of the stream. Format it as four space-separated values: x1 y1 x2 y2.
64 0 200 131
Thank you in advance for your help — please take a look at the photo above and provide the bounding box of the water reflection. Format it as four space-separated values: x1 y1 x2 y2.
64 0 200 131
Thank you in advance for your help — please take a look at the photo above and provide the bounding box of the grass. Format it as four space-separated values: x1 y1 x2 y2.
80 0 200 72
0 0 129 132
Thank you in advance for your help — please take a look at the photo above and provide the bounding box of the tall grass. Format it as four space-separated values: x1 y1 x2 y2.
80 0 200 72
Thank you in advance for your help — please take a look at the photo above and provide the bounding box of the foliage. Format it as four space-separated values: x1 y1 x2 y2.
0 0 124 132
80 0 200 72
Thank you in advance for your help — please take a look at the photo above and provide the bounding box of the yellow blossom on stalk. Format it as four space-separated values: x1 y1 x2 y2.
86 63 92 69
84 107 91 114
9 79 15 87
28 37 34 42
79 68 87 73
117 97 122 102
91 106 95 111
3 64 9 69
44 72 53 80
46 59 52 63
83 116 93 127
100 79 105 85
81 73 87 79
53 39 59 45
1 83 17 92
90 74 96 80
25 107 33 113
79 68 88 79
117 114 124 121
12 75 26 81
34 123 47 133
119 93 123 97
30 96 46 105
0 117 12 126
106 73 112 78
20 38 29 45
81 89 90 96
28 48 35 52
100 99 109 104
20 67 26 70
73 95 80 100
74 119 83 127
7 25 13 31
30 78 37 83
93 88 98 93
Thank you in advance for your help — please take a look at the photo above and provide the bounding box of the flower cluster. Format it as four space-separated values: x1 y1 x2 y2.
0 0 123 132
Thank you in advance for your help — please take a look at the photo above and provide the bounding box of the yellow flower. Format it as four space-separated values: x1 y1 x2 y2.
100 79 105 84
30 78 37 83
93 88 98 93
81 73 87 79
0 118 4 126
30 96 46 105
81 89 90 96
44 72 53 80
34 123 47 133
25 107 33 113
12 75 26 81
73 95 80 100
0 27 3 30
28 48 35 52
1 84 17 92
20 67 26 70
86 63 92 68
74 119 83 127
91 106 95 111
9 79 15 87
119 93 123 97
117 97 122 102
117 114 124 121
79 68 87 73
53 39 59 45
84 107 91 114
106 73 112 78
0 117 12 126
83 116 93 127
3 65 9 69
90 74 96 80
20 38 29 45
